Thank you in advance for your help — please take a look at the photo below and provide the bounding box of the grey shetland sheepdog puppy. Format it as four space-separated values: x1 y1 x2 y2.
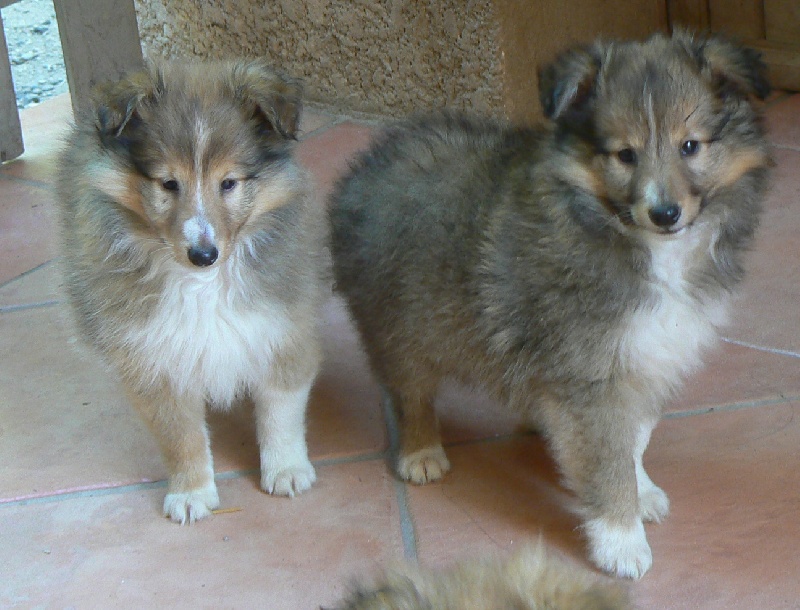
57 60 328 524
330 31 770 578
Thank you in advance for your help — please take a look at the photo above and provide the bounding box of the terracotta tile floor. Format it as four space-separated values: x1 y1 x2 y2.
1 92 799 609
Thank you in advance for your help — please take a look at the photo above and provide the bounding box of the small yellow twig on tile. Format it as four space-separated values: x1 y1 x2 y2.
212 507 243 515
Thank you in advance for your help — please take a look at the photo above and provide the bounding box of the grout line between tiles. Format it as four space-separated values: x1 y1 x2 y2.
4 392 793 510
313 450 388 469
7 397 793 507
0 300 62 313
381 389 419 560
299 116 346 141
394 479 417 560
304 101 390 127
721 336 800 359
665 394 799 420
214 449 391 482
1 480 169 508
0 258 55 290
0 450 388 509
0 172 56 191
772 143 800 153
298 107 387 144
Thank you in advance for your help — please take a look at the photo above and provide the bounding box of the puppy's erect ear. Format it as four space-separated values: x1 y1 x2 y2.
235 60 303 140
676 30 770 100
538 44 603 122
90 67 161 140
84 67 163 216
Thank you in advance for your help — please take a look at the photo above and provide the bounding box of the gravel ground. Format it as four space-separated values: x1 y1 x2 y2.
2 0 68 109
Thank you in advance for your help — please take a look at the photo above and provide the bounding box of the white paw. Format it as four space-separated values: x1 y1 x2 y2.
584 517 652 579
398 446 451 484
163 481 220 525
261 460 317 497
639 482 670 523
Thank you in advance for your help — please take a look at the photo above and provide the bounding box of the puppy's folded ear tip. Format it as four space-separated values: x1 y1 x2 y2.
88 67 155 138
538 45 602 122
688 32 771 101
237 61 304 140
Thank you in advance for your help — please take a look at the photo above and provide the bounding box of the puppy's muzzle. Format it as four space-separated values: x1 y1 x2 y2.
648 203 682 228
182 216 219 267
187 245 219 267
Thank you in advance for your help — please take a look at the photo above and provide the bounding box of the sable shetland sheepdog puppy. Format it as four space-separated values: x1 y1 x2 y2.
57 60 329 524
330 31 770 578
333 543 630 610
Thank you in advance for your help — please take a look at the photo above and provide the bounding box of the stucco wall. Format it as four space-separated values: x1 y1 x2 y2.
134 0 505 118
133 1 669 123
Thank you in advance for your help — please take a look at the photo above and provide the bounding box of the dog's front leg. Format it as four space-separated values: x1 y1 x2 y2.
542 390 654 579
253 380 317 497
127 385 219 524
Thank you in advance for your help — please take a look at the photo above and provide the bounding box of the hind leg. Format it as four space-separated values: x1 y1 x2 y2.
388 384 450 485
127 385 219 524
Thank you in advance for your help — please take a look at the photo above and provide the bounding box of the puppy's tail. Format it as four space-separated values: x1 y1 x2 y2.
330 541 630 610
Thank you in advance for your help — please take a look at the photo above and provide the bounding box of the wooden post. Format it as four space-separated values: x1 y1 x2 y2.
53 0 144 114
0 10 24 162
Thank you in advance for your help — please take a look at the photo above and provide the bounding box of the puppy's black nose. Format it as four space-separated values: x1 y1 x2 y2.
187 245 219 267
648 203 681 227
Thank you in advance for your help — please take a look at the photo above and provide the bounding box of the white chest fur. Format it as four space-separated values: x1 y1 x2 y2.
121 260 289 405
619 225 729 387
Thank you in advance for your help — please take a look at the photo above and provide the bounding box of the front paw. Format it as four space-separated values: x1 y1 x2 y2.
397 445 451 484
584 517 652 579
261 459 317 497
163 481 220 525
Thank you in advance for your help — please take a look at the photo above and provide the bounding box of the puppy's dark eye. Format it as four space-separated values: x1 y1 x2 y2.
616 148 637 165
220 178 237 193
681 140 700 157
161 179 179 192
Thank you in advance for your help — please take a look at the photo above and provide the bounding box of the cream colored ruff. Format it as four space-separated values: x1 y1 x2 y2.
120 247 292 404
621 222 729 386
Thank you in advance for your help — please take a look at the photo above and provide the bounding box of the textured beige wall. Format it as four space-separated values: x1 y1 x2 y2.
134 1 668 122
134 0 505 118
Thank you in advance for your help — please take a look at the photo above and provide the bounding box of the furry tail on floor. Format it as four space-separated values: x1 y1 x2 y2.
329 542 631 610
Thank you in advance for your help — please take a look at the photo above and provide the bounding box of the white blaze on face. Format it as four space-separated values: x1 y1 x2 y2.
644 181 660 207
182 116 215 246
183 215 215 245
